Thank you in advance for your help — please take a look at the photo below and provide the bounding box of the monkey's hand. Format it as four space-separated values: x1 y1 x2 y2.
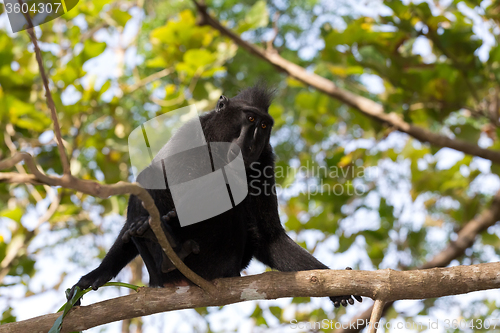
121 210 200 273
122 215 154 243
329 267 362 307
67 267 113 306
122 210 178 247
161 239 200 273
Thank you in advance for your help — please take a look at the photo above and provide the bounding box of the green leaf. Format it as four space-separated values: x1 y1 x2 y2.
81 39 106 62
449 124 481 143
236 1 269 33
481 232 500 247
269 306 282 320
338 235 356 252
183 49 217 68
110 9 132 27
0 207 23 222
49 287 84 333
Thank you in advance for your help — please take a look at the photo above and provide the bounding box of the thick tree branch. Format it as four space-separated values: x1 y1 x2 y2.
0 152 215 294
3 263 500 333
192 1 500 165
333 190 500 333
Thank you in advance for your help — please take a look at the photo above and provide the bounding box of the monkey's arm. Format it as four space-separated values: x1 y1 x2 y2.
69 222 139 303
68 195 148 303
252 183 361 307
253 216 361 307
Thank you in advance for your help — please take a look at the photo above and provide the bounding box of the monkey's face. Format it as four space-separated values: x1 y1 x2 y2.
216 95 274 167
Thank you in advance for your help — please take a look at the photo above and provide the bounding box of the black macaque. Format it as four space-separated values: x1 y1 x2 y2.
70 85 362 308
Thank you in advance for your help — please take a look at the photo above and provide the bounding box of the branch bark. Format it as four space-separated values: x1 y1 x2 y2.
192 1 500 165
2 263 500 333
0 152 215 294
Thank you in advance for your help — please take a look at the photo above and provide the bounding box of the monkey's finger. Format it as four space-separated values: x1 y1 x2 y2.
162 211 176 221
137 221 150 235
345 267 352 270
334 301 341 308
354 295 363 303
129 222 141 233
191 242 200 254
348 297 355 305
340 299 348 307
122 230 131 242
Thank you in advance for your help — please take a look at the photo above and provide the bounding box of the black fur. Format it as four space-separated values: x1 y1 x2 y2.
70 85 361 307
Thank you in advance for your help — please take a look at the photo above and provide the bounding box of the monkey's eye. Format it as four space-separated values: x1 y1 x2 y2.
248 116 255 122
261 123 267 129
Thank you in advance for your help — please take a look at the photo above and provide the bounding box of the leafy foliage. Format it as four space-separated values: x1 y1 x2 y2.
1 0 500 331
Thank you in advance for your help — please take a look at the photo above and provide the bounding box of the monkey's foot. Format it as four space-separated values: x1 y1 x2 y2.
330 267 362 308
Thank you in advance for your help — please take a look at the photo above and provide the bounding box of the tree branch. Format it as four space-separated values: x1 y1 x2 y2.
3 263 500 333
0 152 216 294
192 1 500 165
123 68 173 94
367 300 386 333
26 28 71 175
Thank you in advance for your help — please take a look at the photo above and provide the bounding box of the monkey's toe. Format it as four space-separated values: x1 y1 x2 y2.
330 295 361 308
329 267 363 307
161 209 177 222
122 216 152 242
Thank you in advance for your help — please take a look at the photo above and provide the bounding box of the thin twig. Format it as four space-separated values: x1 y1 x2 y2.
367 300 386 333
266 11 280 52
0 152 216 294
151 67 203 107
125 68 173 94
26 28 71 175
4 124 43 201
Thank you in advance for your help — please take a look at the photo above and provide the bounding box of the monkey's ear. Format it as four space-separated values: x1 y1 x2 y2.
216 95 229 112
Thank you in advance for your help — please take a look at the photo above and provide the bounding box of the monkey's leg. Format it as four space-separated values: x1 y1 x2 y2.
69 223 139 305
122 210 200 273
154 211 200 273
255 229 362 308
